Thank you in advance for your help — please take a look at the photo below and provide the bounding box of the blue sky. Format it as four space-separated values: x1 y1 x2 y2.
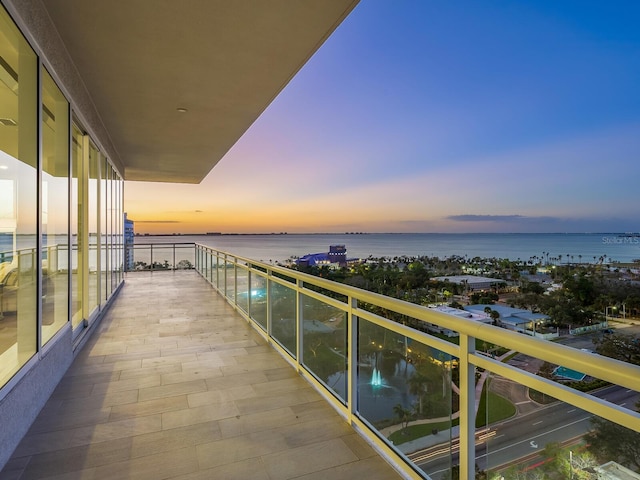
127 1 640 234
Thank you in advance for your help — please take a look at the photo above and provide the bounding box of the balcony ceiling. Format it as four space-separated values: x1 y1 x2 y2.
40 0 358 183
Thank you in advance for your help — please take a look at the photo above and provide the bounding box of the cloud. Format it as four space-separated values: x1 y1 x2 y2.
446 214 558 223
135 220 182 224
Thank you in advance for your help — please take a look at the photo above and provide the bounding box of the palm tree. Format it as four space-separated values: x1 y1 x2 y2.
393 403 412 431
408 370 429 415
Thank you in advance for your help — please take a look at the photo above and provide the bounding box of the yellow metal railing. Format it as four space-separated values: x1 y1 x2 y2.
195 244 640 480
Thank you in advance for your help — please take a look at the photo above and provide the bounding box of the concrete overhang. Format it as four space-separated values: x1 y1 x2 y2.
6 0 358 183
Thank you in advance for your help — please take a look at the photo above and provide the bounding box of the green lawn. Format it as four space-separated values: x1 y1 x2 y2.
389 418 460 445
388 388 515 445
476 389 516 427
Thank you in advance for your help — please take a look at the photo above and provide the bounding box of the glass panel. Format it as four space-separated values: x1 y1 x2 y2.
211 254 221 287
211 254 220 287
302 293 347 403
41 67 69 344
87 142 99 314
201 248 208 278
150 245 173 270
175 243 194 269
270 279 297 357
249 273 267 330
225 257 235 301
480 383 640 480
70 124 82 327
236 264 248 314
115 176 122 283
100 155 108 303
357 320 456 479
108 167 116 293
0 7 38 385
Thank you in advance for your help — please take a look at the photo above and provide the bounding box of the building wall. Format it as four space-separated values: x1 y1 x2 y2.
0 2 124 469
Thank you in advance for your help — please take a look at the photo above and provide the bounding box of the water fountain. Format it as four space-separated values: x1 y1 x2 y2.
371 367 383 387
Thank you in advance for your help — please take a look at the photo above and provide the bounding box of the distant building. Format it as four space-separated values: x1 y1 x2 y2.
124 213 135 271
297 245 348 267
464 304 552 336
432 275 507 292
595 461 640 480
327 244 347 264
426 305 493 337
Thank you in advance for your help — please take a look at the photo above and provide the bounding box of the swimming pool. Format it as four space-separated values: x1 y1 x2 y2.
553 366 586 381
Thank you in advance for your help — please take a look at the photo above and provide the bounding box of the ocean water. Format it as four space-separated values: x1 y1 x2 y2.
133 232 640 265
2 232 639 265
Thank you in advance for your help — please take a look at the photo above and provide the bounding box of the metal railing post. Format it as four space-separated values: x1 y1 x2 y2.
348 296 357 422
459 333 475 480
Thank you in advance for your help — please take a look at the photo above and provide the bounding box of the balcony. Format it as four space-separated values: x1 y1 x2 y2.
0 270 400 480
1 243 640 480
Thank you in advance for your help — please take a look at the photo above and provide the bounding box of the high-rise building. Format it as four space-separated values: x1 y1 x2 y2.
124 213 134 271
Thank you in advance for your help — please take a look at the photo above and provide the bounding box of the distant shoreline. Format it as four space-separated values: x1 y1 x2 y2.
133 231 631 237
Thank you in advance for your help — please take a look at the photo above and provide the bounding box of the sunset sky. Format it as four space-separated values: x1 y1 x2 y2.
126 1 640 235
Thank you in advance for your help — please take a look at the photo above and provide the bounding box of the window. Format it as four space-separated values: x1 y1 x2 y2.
0 6 38 385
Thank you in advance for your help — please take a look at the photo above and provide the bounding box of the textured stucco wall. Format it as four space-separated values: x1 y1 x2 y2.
0 327 73 469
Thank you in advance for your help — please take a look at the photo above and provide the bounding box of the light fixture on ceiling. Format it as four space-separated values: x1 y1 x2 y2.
0 118 17 126
177 107 188 113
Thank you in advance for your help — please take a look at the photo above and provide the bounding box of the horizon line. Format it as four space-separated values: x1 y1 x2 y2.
132 231 633 236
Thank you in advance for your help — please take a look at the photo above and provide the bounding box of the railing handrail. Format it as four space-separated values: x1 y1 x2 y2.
196 244 640 395
127 242 196 246
193 243 640 479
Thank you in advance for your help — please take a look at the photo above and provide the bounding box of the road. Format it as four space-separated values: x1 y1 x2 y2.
414 384 638 479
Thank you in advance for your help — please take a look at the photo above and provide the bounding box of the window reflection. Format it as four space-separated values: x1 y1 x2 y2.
0 7 38 384
88 143 99 314
41 67 69 345
70 124 83 328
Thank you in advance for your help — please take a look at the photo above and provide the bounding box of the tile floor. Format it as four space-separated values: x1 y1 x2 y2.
0 271 401 480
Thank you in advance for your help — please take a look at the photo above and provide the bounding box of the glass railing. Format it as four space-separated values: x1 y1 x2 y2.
194 245 640 480
123 242 196 272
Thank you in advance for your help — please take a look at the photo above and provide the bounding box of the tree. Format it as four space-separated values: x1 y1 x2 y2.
514 292 543 312
539 442 599 480
442 464 488 480
176 259 193 269
407 370 430 415
563 273 596 307
393 403 413 431
592 333 640 365
537 361 555 379
520 280 545 295
586 402 640 471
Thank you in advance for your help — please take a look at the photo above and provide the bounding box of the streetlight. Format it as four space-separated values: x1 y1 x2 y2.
569 450 573 480
605 306 617 323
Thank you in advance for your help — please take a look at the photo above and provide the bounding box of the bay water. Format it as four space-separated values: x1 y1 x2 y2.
134 232 640 265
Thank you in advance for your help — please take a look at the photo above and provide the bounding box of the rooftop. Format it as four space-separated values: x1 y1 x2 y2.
0 271 399 479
